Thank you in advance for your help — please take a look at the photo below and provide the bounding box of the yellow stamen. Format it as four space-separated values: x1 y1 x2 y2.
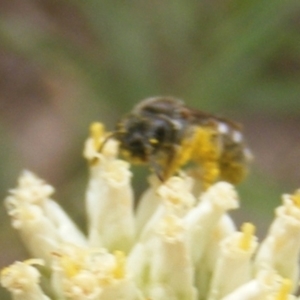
291 189 300 208
239 222 255 251
90 122 105 151
169 195 181 205
113 251 126 279
61 256 82 278
52 252 83 278
275 278 292 300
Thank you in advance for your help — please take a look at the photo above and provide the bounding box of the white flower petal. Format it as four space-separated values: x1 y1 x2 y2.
184 181 239 264
221 269 282 300
208 223 258 300
85 158 135 252
5 202 60 264
44 199 87 247
1 260 49 300
255 192 300 291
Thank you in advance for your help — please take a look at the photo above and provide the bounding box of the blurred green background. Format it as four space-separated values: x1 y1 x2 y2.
1 0 300 298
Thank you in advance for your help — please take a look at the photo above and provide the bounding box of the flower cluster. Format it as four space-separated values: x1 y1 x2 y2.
1 122 300 300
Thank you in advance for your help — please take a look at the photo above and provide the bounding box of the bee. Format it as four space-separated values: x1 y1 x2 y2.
106 96 251 187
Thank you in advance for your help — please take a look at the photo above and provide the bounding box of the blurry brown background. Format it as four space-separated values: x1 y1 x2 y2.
1 0 300 298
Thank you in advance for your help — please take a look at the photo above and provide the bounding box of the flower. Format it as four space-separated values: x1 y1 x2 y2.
1 122 300 300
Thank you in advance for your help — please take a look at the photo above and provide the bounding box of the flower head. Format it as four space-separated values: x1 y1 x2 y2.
1 122 300 300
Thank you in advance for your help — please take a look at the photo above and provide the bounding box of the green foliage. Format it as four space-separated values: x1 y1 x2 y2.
1 0 299 113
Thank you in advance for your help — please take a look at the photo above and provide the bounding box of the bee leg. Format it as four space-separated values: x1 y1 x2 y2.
149 154 164 182
160 146 182 180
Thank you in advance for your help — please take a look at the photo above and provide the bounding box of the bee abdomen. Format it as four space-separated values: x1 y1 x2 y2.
216 121 252 184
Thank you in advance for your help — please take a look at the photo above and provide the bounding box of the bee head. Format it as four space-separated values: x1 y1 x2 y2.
114 113 173 163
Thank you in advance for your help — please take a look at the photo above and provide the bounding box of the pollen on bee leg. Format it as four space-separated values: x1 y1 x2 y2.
192 127 221 190
166 140 194 179
202 161 220 190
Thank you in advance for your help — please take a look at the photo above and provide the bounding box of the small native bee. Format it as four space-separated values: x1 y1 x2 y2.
106 97 251 187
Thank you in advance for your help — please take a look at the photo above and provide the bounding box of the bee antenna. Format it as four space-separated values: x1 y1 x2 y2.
98 131 118 153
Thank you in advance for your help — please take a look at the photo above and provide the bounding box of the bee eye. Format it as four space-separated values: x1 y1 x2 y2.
124 132 145 150
129 139 142 148
153 126 166 141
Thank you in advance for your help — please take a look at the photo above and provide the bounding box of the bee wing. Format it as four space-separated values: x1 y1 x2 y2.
182 105 242 131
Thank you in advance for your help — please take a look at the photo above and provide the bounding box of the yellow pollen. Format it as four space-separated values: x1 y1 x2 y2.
291 190 300 208
64 258 81 277
149 138 158 144
90 122 105 151
202 161 220 190
192 127 220 190
54 253 82 278
275 278 292 300
113 251 126 279
168 194 181 205
239 222 255 251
